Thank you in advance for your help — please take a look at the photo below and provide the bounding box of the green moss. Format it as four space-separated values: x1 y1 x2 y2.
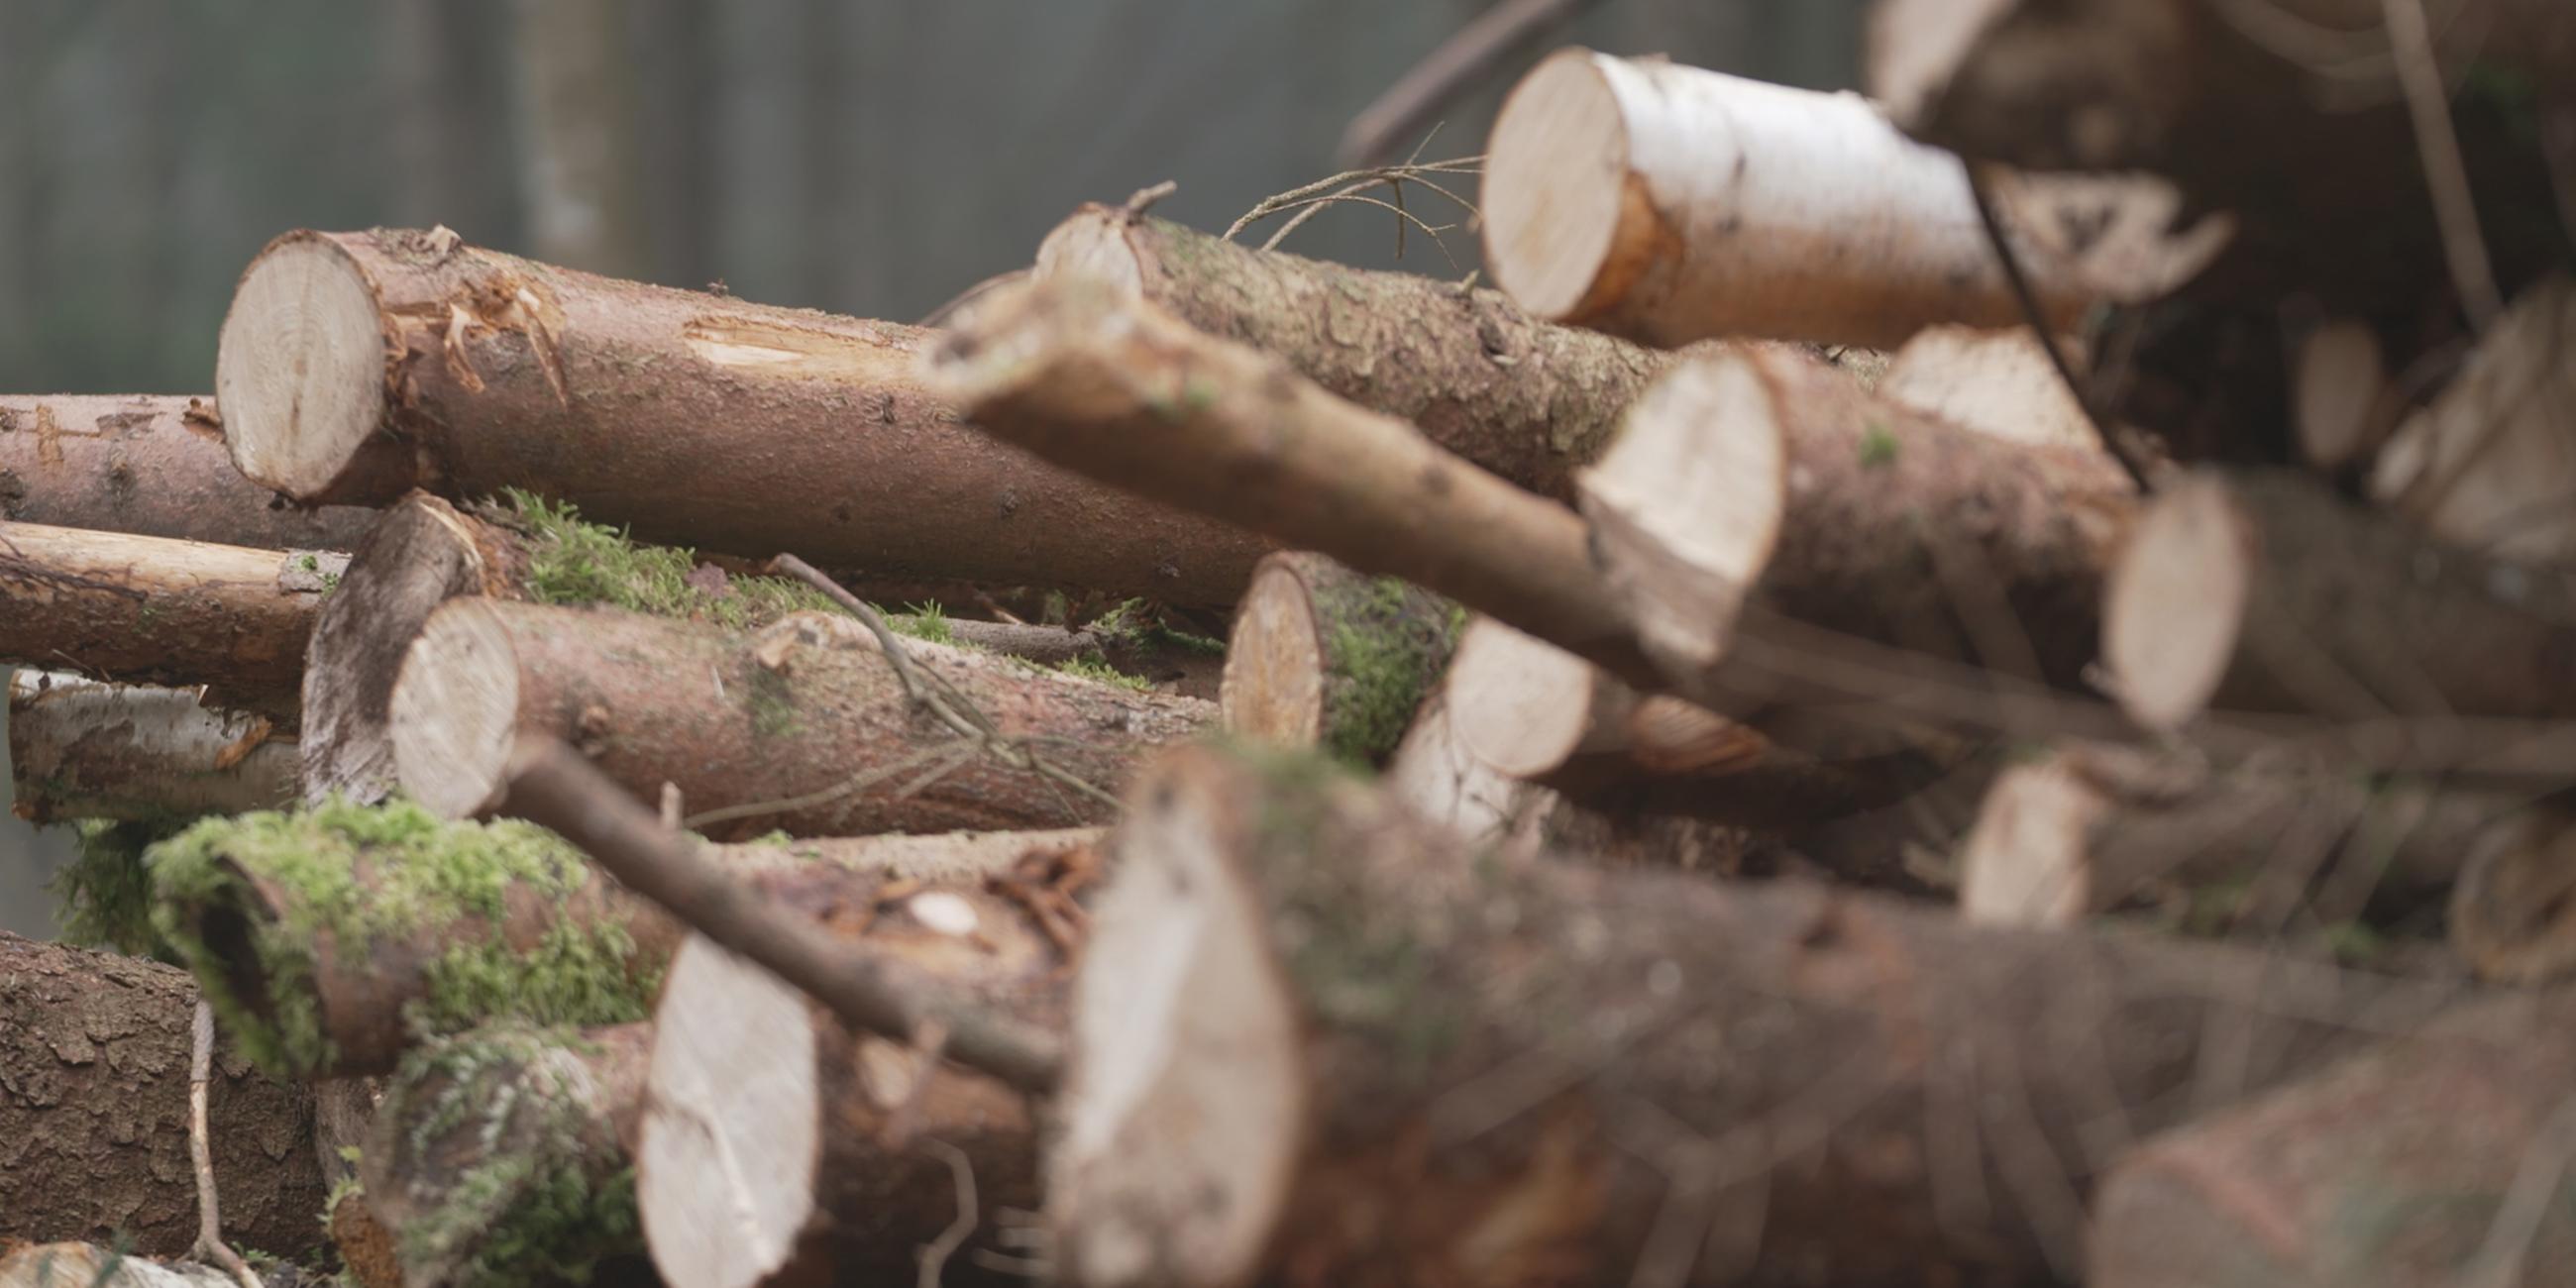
745 666 800 738
1315 576 1460 767
147 800 655 1077
502 489 838 629
1859 422 1899 468
888 600 955 645
50 816 196 961
1057 656 1153 692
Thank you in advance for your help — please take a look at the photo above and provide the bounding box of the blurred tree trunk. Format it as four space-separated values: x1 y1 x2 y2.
509 0 648 275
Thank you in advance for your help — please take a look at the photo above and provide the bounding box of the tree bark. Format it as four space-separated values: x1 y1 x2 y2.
1480 49 2222 349
388 597 1210 835
8 672 295 824
1034 205 1673 501
0 1245 243 1288
0 394 375 549
637 856 1085 1288
2446 805 2576 985
2091 995 2576 1288
1220 552 1460 768
0 932 325 1258
1051 742 2460 1288
211 228 1270 600
0 522 345 723
2103 469 2576 731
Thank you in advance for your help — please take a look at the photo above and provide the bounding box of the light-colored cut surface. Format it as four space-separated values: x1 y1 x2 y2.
1219 560 1326 747
2103 475 2248 731
1880 325 2096 451
387 597 522 818
1958 756 2098 926
1481 50 1629 322
1447 616 1594 779
214 236 387 497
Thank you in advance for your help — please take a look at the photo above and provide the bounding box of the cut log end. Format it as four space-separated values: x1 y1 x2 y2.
1446 615 1598 781
2103 474 2249 731
2449 809 2576 985
1481 49 1633 323
1957 755 2103 927
1219 559 1328 749
215 235 388 499
389 597 522 818
302 493 496 805
1050 757 1303 1288
1031 205 1148 301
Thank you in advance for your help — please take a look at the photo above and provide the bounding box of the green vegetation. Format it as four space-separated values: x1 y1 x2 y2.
1315 576 1460 767
504 489 837 627
1057 656 1153 692
48 816 194 961
1859 421 1900 468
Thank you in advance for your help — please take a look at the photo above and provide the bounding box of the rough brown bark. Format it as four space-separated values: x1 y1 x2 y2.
0 522 343 723
1219 552 1460 768
0 1245 242 1288
0 931 325 1258
637 855 1087 1288
2104 469 2576 731
1035 205 1673 500
1052 743 2461 1288
8 673 295 824
2446 805 2576 985
0 394 375 548
389 597 1210 836
212 228 1267 600
2091 995 2576 1288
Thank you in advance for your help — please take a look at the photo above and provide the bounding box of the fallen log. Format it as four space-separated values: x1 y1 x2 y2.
0 931 325 1257
0 394 375 548
363 1022 655 1288
1034 204 1672 499
8 672 294 824
388 597 1209 835
1479 49 2222 349
0 1245 242 1288
2103 469 2576 731
212 227 1269 600
0 522 343 722
2091 994 2576 1288
1220 552 1459 767
1049 742 2460 1287
946 613 1225 699
2447 806 2576 985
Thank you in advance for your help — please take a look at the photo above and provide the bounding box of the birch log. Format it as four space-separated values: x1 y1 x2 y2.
0 394 374 548
8 672 294 824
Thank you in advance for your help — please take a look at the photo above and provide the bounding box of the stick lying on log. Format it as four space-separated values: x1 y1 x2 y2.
8 672 294 824
0 522 344 722
0 931 326 1258
1034 205 1672 500
2091 994 2576 1288
2447 806 2576 986
2104 469 2576 731
213 227 1269 600
1050 742 2464 1288
1220 552 1459 767
1479 48 2224 349
0 394 375 548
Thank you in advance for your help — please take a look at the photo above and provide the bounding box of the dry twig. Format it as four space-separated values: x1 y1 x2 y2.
189 1001 261 1288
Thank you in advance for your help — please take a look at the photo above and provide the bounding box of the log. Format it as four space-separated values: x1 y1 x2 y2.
0 1245 243 1288
1383 688 1542 845
2091 995 2576 1288
388 597 1210 835
2447 806 2576 985
1034 205 1672 500
2371 274 2576 567
637 856 1083 1288
1219 552 1459 767
363 1022 655 1288
1877 325 2097 452
1050 742 2459 1288
0 522 344 722
1479 49 2223 349
0 394 375 548
8 672 295 824
0 931 325 1258
1578 344 2134 739
945 614 1226 700
2103 469 2576 731
212 227 1269 600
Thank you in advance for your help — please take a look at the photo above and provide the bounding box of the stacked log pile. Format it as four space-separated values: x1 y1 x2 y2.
5 12 2573 1287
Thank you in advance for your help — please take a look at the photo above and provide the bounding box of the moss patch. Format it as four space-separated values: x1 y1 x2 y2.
1056 656 1153 692
49 816 196 962
1312 576 1460 767
147 800 657 1077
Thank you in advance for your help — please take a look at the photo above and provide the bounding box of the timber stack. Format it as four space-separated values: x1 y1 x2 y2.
5 8 2573 1286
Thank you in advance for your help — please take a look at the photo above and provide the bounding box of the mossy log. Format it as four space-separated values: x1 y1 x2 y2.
212 227 1267 600
2092 994 2576 1288
1480 50 2219 349
2103 469 2576 731
363 1022 655 1288
638 853 1089 1288
0 1245 247 1288
0 522 344 723
8 672 295 824
1035 205 1672 500
1220 552 1459 767
0 394 376 548
1579 345 2134 750
388 597 1210 835
0 931 326 1258
1049 743 2457 1288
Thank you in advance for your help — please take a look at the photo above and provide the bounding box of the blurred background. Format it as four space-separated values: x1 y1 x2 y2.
0 0 1868 933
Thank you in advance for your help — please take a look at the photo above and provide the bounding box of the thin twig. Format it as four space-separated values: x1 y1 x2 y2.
918 1139 979 1288
2382 0 2505 328
1222 154 1484 264
189 1001 261 1288
1338 0 1613 166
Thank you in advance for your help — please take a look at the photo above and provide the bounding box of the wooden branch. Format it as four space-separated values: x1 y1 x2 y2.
8 673 294 824
387 597 1209 835
212 228 1269 601
0 932 326 1258
1035 204 1672 502
0 522 343 722
1220 552 1459 767
0 394 374 548
1050 743 2462 1288
1480 49 2222 349
2104 468 2576 731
